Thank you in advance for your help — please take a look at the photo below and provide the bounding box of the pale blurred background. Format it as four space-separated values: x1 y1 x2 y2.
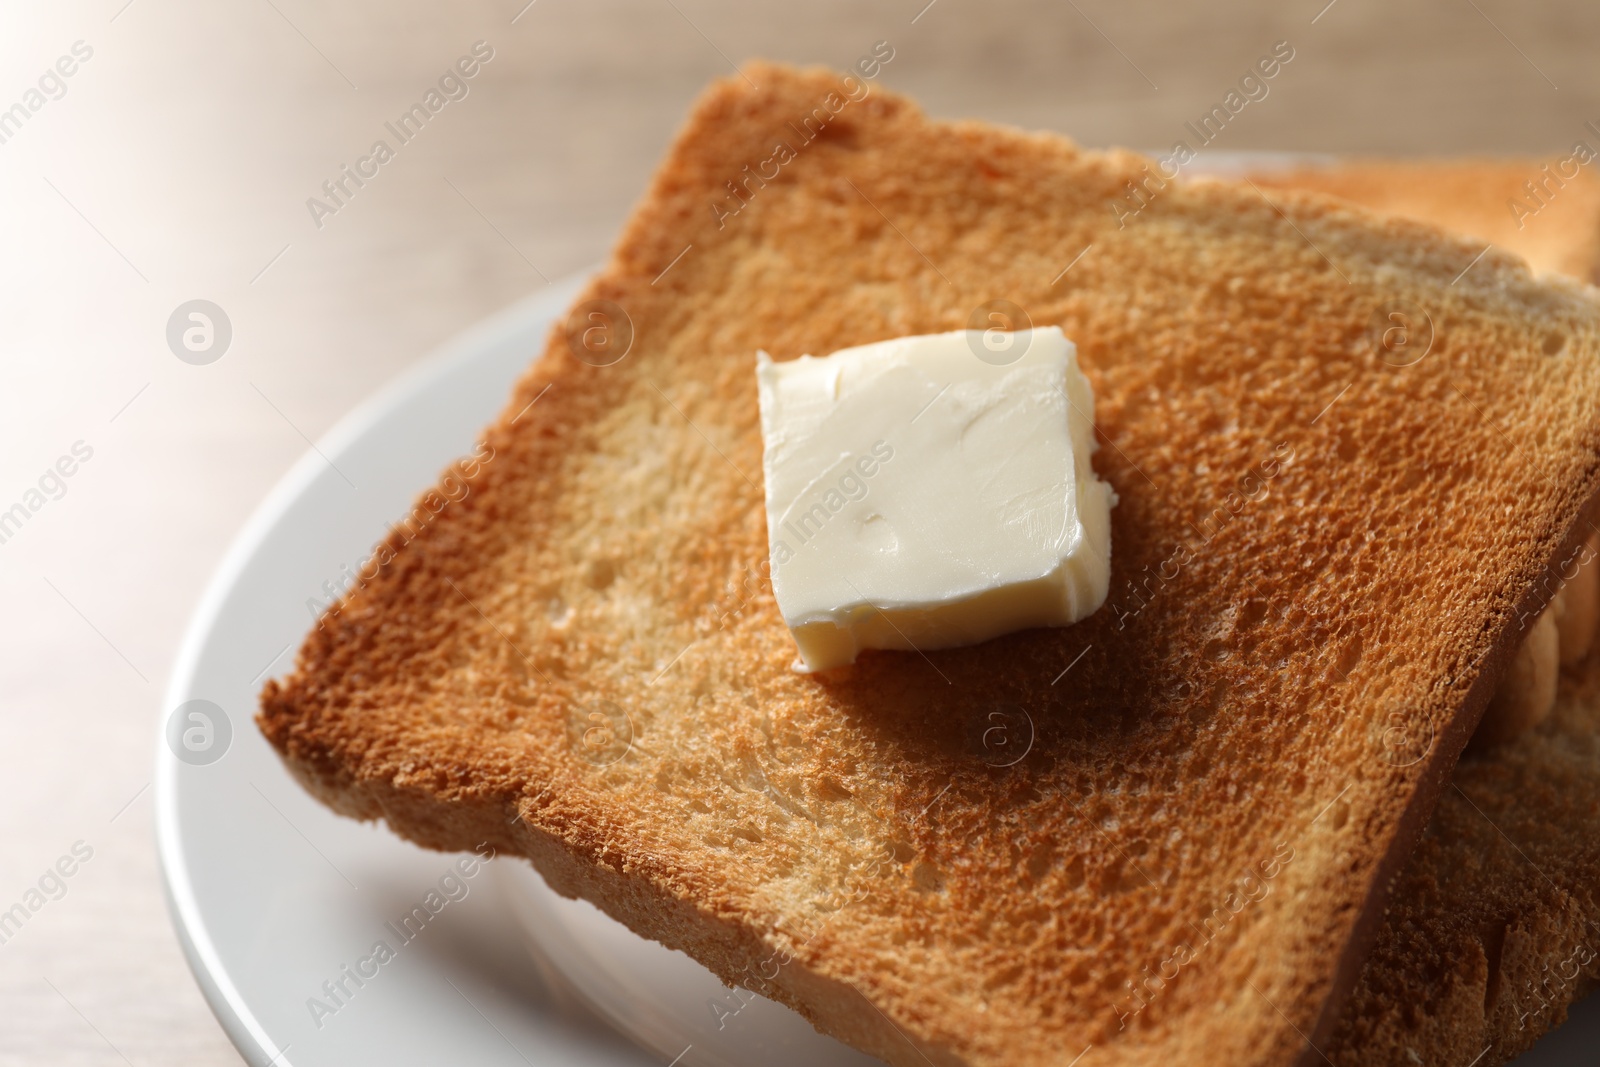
2 1 1598 1063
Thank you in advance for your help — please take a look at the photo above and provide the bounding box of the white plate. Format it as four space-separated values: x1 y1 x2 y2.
157 273 1597 1067
153 274 869 1067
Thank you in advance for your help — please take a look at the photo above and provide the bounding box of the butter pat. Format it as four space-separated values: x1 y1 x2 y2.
756 327 1115 671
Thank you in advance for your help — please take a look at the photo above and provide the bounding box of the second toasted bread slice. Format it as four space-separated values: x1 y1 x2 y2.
261 66 1600 1067
1243 156 1600 1066
1249 157 1600 283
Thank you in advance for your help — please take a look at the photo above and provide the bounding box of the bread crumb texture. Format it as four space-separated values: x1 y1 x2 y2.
1251 160 1600 1067
261 65 1600 1067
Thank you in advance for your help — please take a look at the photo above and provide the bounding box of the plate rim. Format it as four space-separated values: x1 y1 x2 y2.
152 278 585 1067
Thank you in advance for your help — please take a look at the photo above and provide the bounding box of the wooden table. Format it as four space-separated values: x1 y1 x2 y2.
3 1 1596 1063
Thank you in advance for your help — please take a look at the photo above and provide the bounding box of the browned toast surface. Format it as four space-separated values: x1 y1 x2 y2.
1329 649 1600 1065
260 67 1600 1067
1248 158 1600 1065
1250 158 1600 283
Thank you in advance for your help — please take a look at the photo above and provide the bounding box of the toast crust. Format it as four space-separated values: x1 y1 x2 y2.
261 66 1600 1067
1328 646 1600 1066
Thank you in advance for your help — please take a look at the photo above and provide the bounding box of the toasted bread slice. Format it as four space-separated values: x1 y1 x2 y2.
1249 158 1600 283
1245 159 1600 1065
1329 651 1600 1065
259 67 1600 1067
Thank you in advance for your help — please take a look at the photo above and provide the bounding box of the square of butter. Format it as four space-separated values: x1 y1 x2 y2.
755 327 1115 671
